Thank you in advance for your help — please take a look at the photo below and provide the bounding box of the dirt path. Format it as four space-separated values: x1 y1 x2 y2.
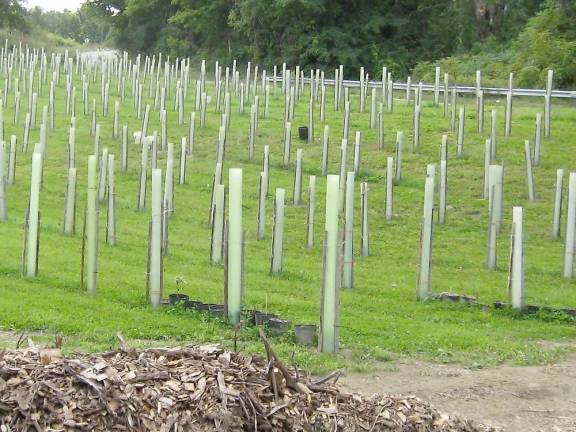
341 354 576 432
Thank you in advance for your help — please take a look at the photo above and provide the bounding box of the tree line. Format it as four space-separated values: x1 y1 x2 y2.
1 0 575 87
90 0 546 75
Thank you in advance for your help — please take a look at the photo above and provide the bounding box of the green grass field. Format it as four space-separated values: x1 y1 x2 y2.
0 55 575 373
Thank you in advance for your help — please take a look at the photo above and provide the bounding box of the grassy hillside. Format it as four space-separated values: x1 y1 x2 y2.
0 28 80 52
0 51 575 372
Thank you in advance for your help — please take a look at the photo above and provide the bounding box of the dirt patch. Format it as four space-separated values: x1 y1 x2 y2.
340 354 576 432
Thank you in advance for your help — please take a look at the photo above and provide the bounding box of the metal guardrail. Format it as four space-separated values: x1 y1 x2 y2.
292 77 576 99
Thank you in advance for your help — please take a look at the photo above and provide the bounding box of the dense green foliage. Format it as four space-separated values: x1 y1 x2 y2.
0 1 575 86
28 5 112 44
0 1 110 45
87 0 550 78
0 0 26 29
414 1 576 88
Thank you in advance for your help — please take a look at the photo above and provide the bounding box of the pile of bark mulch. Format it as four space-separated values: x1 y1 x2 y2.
0 332 495 431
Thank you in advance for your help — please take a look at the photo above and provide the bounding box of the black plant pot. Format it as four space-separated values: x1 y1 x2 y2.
208 304 225 317
253 310 278 326
294 324 317 346
169 293 189 305
268 318 291 336
250 310 262 325
524 304 540 313
196 303 211 312
298 126 308 141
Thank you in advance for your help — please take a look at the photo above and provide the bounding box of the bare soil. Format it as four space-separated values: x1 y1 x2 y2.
341 352 576 432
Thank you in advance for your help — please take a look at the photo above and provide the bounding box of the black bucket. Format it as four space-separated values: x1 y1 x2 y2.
298 126 309 141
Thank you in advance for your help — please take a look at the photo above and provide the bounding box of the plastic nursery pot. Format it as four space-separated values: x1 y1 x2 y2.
253 311 278 326
268 318 291 336
169 293 189 305
208 304 225 317
250 310 262 325
524 304 540 314
298 126 308 141
294 324 318 346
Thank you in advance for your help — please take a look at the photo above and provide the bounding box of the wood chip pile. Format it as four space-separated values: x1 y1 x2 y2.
0 340 495 431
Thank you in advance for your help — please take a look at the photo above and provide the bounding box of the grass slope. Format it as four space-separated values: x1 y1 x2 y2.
0 55 575 372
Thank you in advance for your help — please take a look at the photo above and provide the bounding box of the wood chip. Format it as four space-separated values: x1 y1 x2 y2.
0 344 495 431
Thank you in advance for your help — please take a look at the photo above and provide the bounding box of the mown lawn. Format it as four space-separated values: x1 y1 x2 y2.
1 53 575 372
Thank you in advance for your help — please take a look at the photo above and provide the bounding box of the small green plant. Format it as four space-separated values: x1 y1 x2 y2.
175 276 187 294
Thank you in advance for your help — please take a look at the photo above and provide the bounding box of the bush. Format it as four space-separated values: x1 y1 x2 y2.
412 51 514 88
512 4 576 88
413 2 576 89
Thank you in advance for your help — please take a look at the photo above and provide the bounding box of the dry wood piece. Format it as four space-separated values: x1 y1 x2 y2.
0 342 495 431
